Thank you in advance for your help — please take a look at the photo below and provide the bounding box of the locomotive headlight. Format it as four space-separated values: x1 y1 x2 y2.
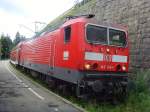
122 66 126 71
106 48 110 53
85 64 91 70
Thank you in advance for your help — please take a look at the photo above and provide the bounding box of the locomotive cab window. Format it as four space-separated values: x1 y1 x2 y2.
64 26 71 43
86 25 107 44
109 29 126 47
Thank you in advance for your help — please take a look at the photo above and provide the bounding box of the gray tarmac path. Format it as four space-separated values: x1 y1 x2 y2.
0 60 83 112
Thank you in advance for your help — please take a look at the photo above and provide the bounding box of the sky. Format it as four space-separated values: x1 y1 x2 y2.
0 0 78 40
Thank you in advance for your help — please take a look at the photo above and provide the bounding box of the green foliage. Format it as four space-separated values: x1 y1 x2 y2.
0 34 13 59
13 32 26 46
134 70 150 93
0 32 26 59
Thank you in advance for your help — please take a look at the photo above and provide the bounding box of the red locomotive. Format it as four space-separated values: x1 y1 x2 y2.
10 15 129 98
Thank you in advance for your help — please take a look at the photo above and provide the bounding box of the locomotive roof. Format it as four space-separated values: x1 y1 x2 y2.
62 17 127 31
35 15 127 38
25 15 128 44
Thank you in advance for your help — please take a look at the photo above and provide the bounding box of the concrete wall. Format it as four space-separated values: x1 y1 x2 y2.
94 0 150 69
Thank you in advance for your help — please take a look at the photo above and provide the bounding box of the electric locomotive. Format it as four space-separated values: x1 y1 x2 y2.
10 14 129 98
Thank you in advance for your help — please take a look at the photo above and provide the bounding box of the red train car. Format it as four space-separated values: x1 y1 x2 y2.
10 15 129 97
10 42 22 65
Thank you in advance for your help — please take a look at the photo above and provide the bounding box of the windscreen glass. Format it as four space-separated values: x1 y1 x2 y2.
86 24 127 47
109 29 126 47
86 25 107 44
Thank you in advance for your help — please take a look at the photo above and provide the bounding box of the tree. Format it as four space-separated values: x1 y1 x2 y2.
0 34 13 59
13 32 26 46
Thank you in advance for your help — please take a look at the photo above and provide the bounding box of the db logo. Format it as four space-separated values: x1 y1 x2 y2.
104 55 112 62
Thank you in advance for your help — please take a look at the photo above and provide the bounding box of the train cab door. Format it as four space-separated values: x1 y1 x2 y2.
62 25 71 62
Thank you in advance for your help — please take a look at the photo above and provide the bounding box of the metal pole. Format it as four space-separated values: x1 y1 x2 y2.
34 21 47 34
35 22 37 34
19 24 35 34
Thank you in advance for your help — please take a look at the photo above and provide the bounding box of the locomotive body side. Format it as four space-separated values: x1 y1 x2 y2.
19 30 60 74
13 19 85 84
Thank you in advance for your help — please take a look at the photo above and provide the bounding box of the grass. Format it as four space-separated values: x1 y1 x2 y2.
11 63 150 112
